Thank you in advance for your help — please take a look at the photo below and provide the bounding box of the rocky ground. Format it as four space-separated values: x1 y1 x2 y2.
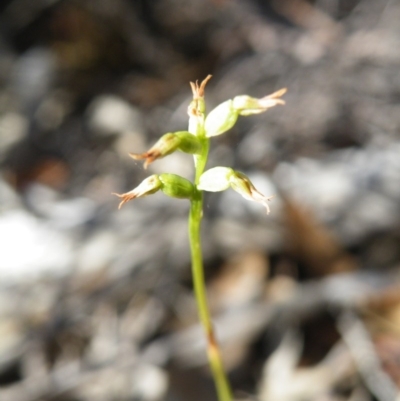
1 0 400 400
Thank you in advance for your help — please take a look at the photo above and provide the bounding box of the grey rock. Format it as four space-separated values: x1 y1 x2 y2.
87 95 144 137
0 210 73 283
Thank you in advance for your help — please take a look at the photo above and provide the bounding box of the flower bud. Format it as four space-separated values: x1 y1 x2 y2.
198 167 273 214
113 173 194 208
175 131 203 154
188 75 212 136
130 131 202 168
204 100 239 137
113 175 162 209
130 133 180 168
197 167 233 192
159 173 194 199
204 88 286 137
232 88 287 116
229 171 273 214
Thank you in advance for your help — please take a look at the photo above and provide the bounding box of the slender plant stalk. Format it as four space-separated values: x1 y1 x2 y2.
189 137 233 401
114 76 286 401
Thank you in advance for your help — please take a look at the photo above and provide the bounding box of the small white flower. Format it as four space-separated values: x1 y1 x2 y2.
198 167 273 214
112 175 161 209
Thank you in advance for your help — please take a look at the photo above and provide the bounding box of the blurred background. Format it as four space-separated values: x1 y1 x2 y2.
1 0 400 400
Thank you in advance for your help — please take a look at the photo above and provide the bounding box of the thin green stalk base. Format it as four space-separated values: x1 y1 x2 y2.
189 192 232 401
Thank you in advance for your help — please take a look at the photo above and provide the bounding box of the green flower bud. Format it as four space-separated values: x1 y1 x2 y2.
175 131 203 154
197 167 233 192
113 174 162 209
232 88 287 116
159 173 194 199
204 100 239 137
198 168 273 214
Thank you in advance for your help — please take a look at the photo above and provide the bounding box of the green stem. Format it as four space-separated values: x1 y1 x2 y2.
189 138 232 401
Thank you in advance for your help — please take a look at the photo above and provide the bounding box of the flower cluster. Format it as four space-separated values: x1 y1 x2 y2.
114 76 285 213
